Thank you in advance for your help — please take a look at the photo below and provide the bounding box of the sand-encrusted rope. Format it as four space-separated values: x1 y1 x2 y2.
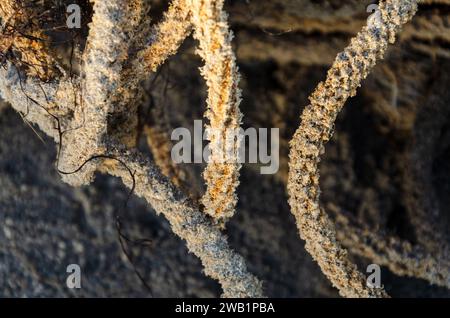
57 0 143 185
287 0 419 297
189 0 243 223
140 0 192 72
